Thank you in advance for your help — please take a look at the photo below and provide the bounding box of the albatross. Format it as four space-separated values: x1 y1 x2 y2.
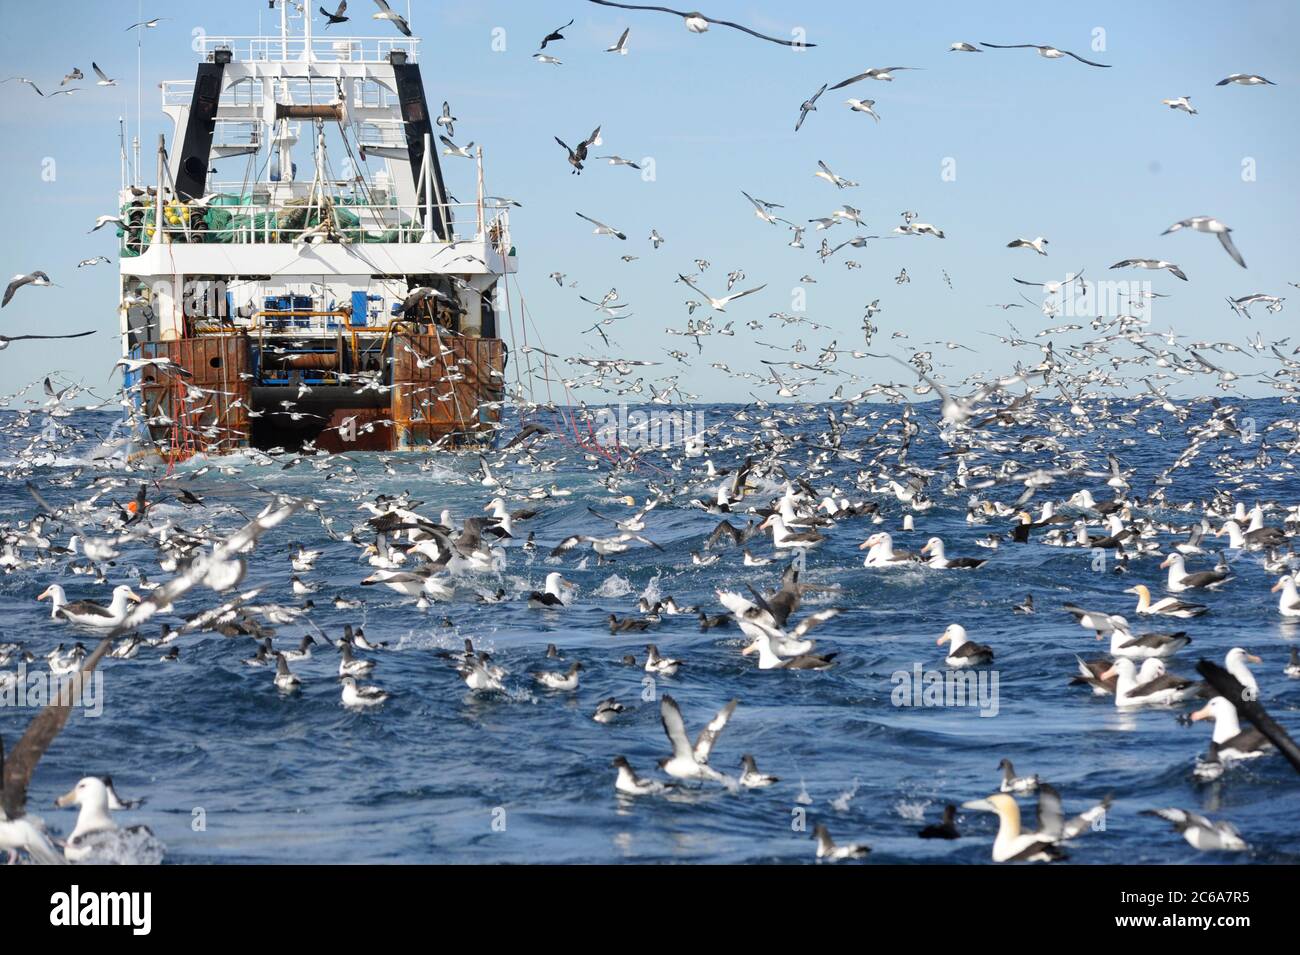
38 584 142 628
584 1 815 47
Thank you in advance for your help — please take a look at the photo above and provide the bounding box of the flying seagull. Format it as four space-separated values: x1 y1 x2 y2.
677 274 766 312
795 84 827 132
1162 217 1246 269
1007 236 1049 255
91 62 118 86
576 211 627 240
1110 259 1188 281
1216 73 1274 86
1 77 44 96
320 2 349 27
584 1 815 47
980 42 1111 67
3 271 53 307
124 17 169 31
372 0 411 37
950 42 981 52
439 134 475 159
1161 95 1196 114
845 98 880 121
830 66 920 89
0 330 95 350
606 27 631 54
436 100 456 137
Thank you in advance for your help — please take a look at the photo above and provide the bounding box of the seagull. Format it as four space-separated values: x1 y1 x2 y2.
0 330 95 350
741 190 785 224
649 228 664 248
91 62 117 86
435 100 456 137
795 84 827 131
576 211 627 240
1161 95 1196 114
815 160 858 189
845 98 880 121
979 42 1111 67
830 66 920 89
677 274 766 312
2 77 43 96
1162 217 1246 268
539 18 574 49
533 54 563 65
657 694 736 783
3 271 53 307
124 17 168 30
1007 236 1049 255
949 41 981 52
372 0 412 37
320 2 349 26
1216 73 1275 86
60 68 83 85
1110 258 1188 281
584 1 816 47
439 135 475 159
606 27 631 54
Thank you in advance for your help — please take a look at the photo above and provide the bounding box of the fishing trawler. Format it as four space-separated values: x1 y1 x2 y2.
118 2 515 460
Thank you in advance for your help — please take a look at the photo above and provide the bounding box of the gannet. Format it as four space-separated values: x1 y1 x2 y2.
1124 584 1207 618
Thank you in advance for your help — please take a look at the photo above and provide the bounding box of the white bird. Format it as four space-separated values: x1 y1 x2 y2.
676 273 766 312
1162 216 1246 268
813 823 870 861
438 135 475 159
1141 808 1247 852
1161 95 1196 114
1110 258 1188 281
949 41 981 52
845 98 880 121
815 160 858 189
612 756 668 795
576 211 627 240
1216 73 1275 86
91 62 117 86
657 694 735 783
1007 236 1049 255
340 675 389 707
371 0 412 37
830 66 920 88
606 27 631 54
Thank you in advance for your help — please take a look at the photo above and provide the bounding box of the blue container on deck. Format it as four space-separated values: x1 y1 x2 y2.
351 291 369 327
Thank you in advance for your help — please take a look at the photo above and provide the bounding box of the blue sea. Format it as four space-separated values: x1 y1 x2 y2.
1 398 1297 863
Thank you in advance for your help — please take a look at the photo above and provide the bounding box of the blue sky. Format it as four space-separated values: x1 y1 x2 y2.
1 1 1297 402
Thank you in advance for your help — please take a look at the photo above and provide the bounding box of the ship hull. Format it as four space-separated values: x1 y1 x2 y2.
126 331 505 460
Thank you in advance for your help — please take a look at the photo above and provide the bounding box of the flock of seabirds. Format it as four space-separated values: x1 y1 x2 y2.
1 2 1299 864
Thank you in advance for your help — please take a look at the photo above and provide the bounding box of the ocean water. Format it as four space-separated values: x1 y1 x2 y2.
1 398 1298 864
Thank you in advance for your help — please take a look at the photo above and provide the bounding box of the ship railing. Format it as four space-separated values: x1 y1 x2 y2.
119 200 514 252
195 34 420 65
